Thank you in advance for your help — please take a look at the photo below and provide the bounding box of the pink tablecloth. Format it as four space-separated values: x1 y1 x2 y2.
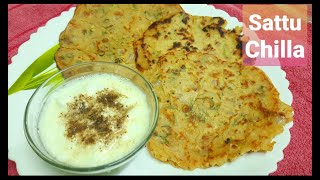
8 4 312 176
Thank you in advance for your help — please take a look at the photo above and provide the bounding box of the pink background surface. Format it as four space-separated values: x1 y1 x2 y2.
8 4 312 175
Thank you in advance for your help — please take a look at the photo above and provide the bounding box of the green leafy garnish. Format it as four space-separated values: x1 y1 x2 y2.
257 85 266 94
8 44 60 95
159 134 169 144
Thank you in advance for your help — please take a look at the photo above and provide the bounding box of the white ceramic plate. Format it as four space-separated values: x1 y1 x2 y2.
8 4 293 175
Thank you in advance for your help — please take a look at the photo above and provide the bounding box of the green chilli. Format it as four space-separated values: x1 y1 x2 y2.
8 44 60 95
23 67 60 90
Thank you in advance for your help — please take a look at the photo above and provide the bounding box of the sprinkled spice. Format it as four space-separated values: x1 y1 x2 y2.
60 88 133 146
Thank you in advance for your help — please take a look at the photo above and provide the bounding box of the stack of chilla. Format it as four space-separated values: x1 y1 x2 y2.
55 4 293 170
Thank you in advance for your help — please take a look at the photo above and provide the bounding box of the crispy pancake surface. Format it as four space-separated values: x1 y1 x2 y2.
135 12 242 71
55 4 183 69
54 5 293 170
144 51 293 170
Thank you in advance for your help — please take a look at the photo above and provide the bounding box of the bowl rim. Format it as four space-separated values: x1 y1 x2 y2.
24 61 159 173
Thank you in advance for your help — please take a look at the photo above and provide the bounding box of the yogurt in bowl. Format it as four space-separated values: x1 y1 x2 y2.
24 62 158 174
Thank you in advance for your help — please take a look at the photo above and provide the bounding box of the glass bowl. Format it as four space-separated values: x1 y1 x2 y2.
24 62 159 174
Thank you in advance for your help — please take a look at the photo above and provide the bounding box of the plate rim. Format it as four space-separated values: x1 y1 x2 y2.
8 4 294 175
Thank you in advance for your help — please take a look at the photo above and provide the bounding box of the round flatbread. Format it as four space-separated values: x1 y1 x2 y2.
135 12 242 70
55 4 184 70
145 51 293 170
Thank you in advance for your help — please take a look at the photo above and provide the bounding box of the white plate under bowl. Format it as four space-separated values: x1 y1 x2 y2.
8 4 293 175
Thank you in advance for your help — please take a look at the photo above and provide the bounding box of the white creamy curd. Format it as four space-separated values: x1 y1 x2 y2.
38 73 151 167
